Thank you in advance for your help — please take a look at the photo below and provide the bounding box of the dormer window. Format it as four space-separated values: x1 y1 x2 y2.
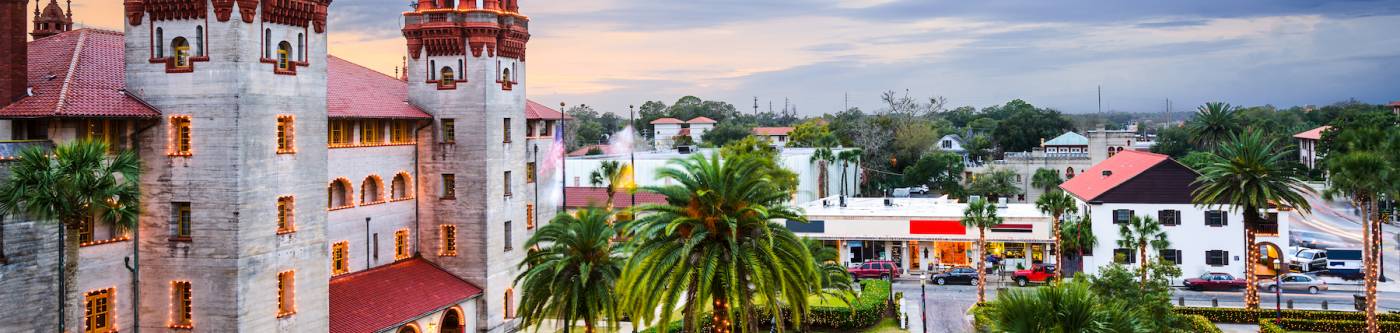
277 42 292 70
172 37 190 68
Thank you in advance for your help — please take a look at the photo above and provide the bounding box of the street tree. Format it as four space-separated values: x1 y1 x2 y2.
962 197 1003 304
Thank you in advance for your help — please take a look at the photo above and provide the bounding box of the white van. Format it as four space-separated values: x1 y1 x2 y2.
1325 248 1363 279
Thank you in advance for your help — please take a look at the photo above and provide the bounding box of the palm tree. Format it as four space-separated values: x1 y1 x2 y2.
1323 123 1396 332
803 238 854 304
1031 168 1064 194
589 160 627 210
514 208 625 333
1116 215 1170 288
1192 130 1311 309
970 167 1021 202
0 140 140 332
620 153 815 333
1185 102 1241 149
962 197 1003 304
811 147 835 199
1036 190 1077 279
836 148 862 197
1059 215 1098 276
980 277 1143 333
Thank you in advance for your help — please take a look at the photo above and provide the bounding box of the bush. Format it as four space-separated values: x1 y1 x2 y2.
1277 318 1400 333
805 279 890 329
1183 315 1221 333
1258 319 1286 333
1174 307 1400 324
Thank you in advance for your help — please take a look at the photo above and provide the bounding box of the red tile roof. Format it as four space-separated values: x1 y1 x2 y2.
526 100 573 120
650 117 684 125
565 187 667 209
1389 101 1400 107
1293 125 1331 140
568 144 612 156
0 29 160 119
327 56 432 119
687 116 716 124
1059 150 1170 202
329 258 482 333
752 127 794 136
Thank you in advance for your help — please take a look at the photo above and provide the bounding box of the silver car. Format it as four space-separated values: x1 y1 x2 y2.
1257 273 1328 294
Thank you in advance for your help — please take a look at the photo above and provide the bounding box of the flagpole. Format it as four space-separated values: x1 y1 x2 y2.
560 102 568 213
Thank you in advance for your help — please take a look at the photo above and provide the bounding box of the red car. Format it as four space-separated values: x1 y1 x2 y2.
1183 272 1248 291
1013 264 1057 287
848 260 900 280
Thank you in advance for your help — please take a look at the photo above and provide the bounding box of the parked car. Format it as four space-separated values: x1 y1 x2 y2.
1291 230 1356 250
1257 273 1328 294
1012 264 1056 287
1325 248 1364 279
929 267 979 285
911 185 930 194
891 188 911 197
848 260 900 280
1183 272 1248 291
1288 248 1327 272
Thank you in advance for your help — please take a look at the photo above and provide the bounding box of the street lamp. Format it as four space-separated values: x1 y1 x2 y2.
920 273 928 333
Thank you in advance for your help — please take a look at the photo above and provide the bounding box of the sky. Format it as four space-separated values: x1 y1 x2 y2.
46 0 1400 116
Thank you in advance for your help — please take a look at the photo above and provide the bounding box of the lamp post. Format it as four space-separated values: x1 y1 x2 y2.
920 273 928 333
560 102 567 213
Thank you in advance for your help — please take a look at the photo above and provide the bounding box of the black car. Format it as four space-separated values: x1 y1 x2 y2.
929 267 979 285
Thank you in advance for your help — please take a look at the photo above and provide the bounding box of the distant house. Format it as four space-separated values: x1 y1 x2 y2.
650 117 717 149
687 117 716 142
1294 125 1330 170
1390 101 1400 116
1042 132 1089 156
936 134 969 164
753 127 795 145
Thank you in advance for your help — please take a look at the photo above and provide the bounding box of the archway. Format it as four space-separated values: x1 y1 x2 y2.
397 323 420 333
440 307 464 333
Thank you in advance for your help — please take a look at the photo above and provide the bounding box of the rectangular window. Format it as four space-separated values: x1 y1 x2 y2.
504 221 513 252
1113 248 1135 264
1160 249 1182 265
503 118 512 143
504 171 512 197
373 233 380 261
1205 210 1228 227
441 174 456 199
171 202 192 240
395 229 409 260
526 162 536 183
441 225 458 256
390 121 412 144
85 288 114 333
328 120 352 146
1112 209 1133 224
79 217 95 244
276 115 295 154
331 241 348 276
526 204 535 229
441 119 456 143
1205 250 1229 266
1158 210 1180 226
171 281 193 328
277 271 295 317
170 116 192 156
526 120 537 138
277 196 295 234
360 120 382 145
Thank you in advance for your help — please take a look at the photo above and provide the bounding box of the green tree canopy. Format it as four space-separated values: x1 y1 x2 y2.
786 118 835 148
701 121 754 147
969 167 1022 200
720 136 799 195
902 151 965 196
990 100 1075 153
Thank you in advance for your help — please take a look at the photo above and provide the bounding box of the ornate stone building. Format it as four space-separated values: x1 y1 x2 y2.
0 1 551 332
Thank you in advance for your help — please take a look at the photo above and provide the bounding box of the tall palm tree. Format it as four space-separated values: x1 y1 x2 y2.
962 197 1003 304
589 160 627 210
1059 215 1098 276
0 140 140 332
836 148 862 197
514 208 625 333
811 147 835 199
1185 102 1241 149
1031 168 1064 194
1116 215 1170 288
1192 130 1312 309
1036 190 1077 279
620 153 815 333
1323 123 1396 332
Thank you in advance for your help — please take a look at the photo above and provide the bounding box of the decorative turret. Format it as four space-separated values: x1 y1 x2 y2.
30 0 71 39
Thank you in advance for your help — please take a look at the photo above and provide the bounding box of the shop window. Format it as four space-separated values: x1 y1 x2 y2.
172 37 190 68
441 225 457 256
277 115 295 154
84 288 114 333
277 196 295 234
277 271 295 317
395 229 409 260
360 120 382 145
171 281 193 328
170 116 192 156
362 175 384 205
331 241 348 275
171 202 191 240
441 174 456 199
441 119 456 143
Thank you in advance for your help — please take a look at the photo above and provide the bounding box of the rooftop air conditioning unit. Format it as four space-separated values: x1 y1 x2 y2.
884 198 894 207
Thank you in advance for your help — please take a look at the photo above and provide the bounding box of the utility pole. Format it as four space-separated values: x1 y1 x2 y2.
1097 85 1102 113
753 96 758 115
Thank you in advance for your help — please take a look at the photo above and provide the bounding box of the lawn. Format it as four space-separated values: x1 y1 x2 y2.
806 317 904 333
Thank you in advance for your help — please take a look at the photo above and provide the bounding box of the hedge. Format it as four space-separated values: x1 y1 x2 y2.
1183 314 1221 333
1258 319 1286 333
1277 318 1400 333
643 279 892 332
1173 307 1400 324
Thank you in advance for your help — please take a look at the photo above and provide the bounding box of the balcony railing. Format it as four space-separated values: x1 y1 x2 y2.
0 140 53 161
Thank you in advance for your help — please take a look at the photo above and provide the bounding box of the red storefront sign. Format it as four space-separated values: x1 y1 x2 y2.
909 220 966 235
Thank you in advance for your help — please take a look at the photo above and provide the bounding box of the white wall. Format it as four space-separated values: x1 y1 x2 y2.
1080 202 1289 283
564 148 860 203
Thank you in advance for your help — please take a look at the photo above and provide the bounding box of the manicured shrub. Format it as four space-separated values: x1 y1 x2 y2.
1183 314 1221 333
1258 319 1286 333
805 279 890 329
1277 318 1400 333
1174 307 1400 324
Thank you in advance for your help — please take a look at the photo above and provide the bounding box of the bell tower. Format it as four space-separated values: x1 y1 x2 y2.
29 0 71 39
403 0 532 332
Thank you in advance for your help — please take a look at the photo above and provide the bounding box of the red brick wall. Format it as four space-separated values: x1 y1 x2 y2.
0 0 27 106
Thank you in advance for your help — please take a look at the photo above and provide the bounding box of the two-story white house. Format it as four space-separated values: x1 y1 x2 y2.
753 127 794 146
1059 150 1289 283
1294 125 1330 170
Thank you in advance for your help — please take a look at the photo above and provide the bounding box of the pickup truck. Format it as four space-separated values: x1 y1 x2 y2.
1012 264 1056 287
848 260 900 280
1183 272 1248 291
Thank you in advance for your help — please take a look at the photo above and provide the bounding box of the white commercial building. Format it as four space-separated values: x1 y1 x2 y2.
564 147 860 204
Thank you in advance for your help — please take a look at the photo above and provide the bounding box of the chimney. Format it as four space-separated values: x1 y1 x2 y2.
1 0 28 106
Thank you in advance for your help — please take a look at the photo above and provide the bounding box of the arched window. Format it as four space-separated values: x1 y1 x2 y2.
429 60 436 80
1107 146 1116 157
171 37 190 68
297 33 305 61
440 67 455 86
155 28 164 58
392 173 412 200
195 26 204 56
362 175 384 204
440 307 464 333
397 324 420 333
328 178 353 209
502 68 510 82
277 41 292 70
264 29 272 59
1066 167 1076 179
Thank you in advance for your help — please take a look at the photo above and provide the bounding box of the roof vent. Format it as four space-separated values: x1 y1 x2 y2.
1102 170 1113 177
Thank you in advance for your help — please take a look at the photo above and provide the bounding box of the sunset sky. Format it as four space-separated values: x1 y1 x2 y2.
43 0 1400 116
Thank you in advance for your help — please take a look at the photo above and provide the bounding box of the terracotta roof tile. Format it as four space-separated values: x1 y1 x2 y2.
327 56 432 119
649 117 683 125
526 100 572 120
0 29 159 118
687 116 716 124
1293 125 1331 140
329 258 482 333
564 187 667 209
1058 150 1170 202
752 127 793 136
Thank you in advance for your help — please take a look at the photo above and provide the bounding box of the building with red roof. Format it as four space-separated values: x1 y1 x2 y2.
1058 150 1289 281
752 126 794 145
329 258 481 333
563 186 667 209
1293 125 1331 169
